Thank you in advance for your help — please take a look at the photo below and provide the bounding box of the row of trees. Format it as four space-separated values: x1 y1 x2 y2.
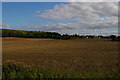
1 29 120 41
2 29 62 39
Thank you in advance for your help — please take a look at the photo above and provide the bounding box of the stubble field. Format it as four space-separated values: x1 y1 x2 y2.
2 37 119 78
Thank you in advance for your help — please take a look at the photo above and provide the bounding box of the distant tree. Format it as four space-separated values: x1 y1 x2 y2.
110 35 116 39
61 34 71 40
109 35 117 41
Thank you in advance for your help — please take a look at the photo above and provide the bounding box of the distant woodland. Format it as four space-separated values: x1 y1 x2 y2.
1 29 120 41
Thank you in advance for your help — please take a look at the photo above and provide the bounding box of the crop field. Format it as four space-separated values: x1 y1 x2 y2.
2 37 120 78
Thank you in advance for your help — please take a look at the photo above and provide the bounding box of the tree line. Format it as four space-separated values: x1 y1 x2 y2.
1 29 120 41
2 29 62 39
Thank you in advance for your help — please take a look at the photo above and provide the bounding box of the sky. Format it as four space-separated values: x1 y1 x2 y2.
0 1 2 28
2 2 119 36
1 0 119 2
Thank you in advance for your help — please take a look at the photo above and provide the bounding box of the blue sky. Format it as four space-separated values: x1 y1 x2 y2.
2 2 118 35
1 0 119 2
0 2 2 28
3 2 64 27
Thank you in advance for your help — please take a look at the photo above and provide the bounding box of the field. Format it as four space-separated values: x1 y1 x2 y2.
2 37 120 78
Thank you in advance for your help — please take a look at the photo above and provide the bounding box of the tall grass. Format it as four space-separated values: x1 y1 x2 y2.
2 61 120 79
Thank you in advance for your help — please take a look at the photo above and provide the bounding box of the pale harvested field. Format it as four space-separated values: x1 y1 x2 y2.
2 37 119 72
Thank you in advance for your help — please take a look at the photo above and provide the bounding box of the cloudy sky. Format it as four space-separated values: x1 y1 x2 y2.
2 2 118 35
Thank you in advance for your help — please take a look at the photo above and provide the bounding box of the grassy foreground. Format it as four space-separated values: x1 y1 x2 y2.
2 61 120 79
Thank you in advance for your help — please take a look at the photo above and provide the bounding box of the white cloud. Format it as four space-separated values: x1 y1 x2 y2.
37 2 118 31
0 23 10 27
68 0 119 2
77 29 118 35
